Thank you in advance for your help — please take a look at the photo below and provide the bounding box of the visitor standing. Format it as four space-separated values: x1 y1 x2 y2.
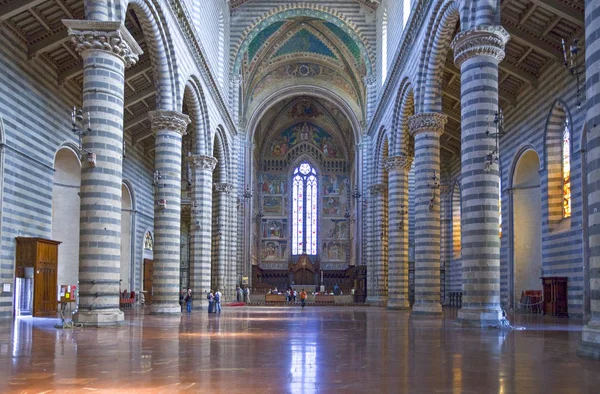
215 289 223 313
300 289 307 308
236 286 243 302
185 289 193 313
243 286 251 303
179 290 185 311
207 290 215 313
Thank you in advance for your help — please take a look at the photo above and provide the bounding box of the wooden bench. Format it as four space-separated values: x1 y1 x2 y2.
265 294 286 303
315 294 335 304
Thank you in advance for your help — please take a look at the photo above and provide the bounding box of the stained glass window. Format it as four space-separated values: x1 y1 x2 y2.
292 163 318 255
563 118 571 218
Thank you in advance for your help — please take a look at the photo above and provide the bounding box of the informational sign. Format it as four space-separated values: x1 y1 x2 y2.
58 285 77 302
242 276 249 285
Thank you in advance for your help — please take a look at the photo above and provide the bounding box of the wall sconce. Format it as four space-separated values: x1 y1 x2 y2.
215 217 223 238
243 184 253 199
562 38 585 108
351 186 362 200
153 170 166 188
428 171 439 210
71 106 95 166
398 203 408 230
193 219 201 230
484 110 505 173
156 198 167 209
192 200 201 215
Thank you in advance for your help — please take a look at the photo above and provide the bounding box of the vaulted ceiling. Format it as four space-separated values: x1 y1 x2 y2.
241 17 368 117
254 96 354 171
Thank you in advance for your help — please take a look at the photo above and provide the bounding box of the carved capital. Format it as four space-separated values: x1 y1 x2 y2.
440 184 451 195
408 113 447 136
148 110 191 136
363 74 377 86
451 25 510 68
188 154 217 171
230 73 243 84
214 182 234 194
384 155 413 172
369 183 387 196
63 20 143 68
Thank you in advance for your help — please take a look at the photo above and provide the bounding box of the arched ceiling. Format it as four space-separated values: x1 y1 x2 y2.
241 17 367 119
254 96 354 166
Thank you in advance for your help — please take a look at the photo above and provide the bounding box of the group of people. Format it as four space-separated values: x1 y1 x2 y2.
180 289 193 313
206 290 222 313
235 286 252 303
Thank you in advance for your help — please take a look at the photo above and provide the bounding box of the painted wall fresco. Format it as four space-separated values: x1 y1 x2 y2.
267 122 343 159
252 63 358 102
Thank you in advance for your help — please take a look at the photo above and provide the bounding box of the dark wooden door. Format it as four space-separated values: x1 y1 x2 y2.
143 259 153 305
33 242 58 317
294 269 314 286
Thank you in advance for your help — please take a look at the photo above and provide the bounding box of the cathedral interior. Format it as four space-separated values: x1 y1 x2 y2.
0 0 600 391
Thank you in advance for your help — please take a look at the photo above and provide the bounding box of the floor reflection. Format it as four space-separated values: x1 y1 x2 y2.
0 307 598 393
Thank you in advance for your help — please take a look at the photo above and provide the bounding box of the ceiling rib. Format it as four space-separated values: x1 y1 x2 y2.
28 29 69 59
528 0 584 27
0 0 46 21
504 24 564 63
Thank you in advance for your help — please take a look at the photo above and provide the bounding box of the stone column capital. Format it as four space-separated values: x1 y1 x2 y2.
451 25 510 68
384 155 413 172
214 182 234 194
369 183 387 196
363 74 377 86
187 154 217 171
149 110 191 136
408 113 447 137
63 20 143 68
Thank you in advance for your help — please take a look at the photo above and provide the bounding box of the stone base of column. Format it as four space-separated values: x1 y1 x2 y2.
412 303 442 315
150 304 181 315
457 308 503 327
578 322 600 360
366 295 387 307
73 309 124 327
387 298 411 310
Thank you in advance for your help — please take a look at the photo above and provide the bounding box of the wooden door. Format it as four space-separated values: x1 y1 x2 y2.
294 269 314 286
34 262 57 316
33 242 58 317
143 259 153 305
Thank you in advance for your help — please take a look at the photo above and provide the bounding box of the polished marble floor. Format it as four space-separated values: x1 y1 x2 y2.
0 306 599 393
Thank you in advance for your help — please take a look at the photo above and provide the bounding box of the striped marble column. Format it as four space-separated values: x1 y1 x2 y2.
579 0 600 359
150 110 191 314
366 183 388 305
385 156 413 309
188 155 217 310
64 20 142 326
408 113 447 315
451 25 509 326
214 182 233 295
